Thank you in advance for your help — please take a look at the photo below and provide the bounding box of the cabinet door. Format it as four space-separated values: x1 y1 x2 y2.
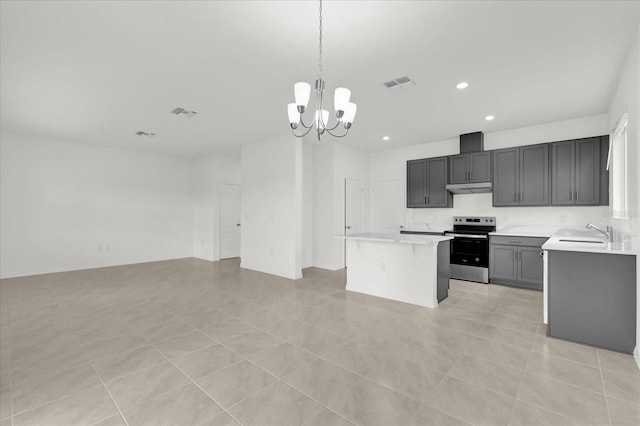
599 136 609 206
489 244 518 282
469 152 491 182
517 247 544 290
426 157 451 207
493 148 520 206
575 137 600 205
551 141 575 205
406 160 427 207
520 144 549 206
449 155 469 184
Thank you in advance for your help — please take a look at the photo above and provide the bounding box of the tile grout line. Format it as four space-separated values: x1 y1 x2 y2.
147 340 248 426
505 346 533 426
88 365 129 426
597 350 614 426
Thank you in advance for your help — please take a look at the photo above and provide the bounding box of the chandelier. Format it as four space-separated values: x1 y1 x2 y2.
287 0 357 141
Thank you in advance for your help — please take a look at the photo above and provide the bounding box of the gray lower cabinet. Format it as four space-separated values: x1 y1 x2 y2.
493 144 549 206
449 152 491 184
406 157 452 208
489 236 547 290
551 138 600 205
547 250 636 354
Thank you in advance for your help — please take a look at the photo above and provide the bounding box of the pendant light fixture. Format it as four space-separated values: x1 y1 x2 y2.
287 0 357 141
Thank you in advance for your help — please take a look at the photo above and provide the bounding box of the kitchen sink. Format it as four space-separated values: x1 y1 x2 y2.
558 239 605 244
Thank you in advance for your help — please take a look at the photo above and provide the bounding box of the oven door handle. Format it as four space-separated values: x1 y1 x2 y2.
445 233 488 239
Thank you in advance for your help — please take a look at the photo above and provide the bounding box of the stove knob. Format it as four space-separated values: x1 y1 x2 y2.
475 257 480 262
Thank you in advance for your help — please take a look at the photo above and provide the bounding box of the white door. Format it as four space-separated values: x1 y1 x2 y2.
372 179 405 232
345 178 364 235
220 184 241 259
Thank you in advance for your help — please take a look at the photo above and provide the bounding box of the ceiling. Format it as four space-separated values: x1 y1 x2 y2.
1 1 638 158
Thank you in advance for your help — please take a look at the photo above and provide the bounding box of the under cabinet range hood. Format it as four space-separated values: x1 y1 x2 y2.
446 131 493 194
446 182 492 194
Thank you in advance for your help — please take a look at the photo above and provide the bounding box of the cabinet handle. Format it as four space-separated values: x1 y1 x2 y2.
569 190 573 201
509 240 523 244
424 196 427 204
575 190 579 201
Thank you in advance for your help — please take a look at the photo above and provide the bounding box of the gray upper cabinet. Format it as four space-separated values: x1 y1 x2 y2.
449 152 491 184
407 159 427 207
406 157 452 208
493 148 519 206
426 157 451 207
551 138 600 206
599 136 610 205
493 144 548 207
520 144 549 205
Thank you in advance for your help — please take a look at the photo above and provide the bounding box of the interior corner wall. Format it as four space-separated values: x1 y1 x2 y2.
192 154 241 262
0 132 194 278
608 18 640 367
240 135 302 279
311 141 336 270
302 143 313 268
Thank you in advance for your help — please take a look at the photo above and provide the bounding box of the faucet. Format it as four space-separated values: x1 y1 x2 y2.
586 223 613 242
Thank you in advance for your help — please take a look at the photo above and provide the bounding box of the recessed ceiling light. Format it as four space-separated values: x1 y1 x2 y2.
382 136 390 141
456 82 469 89
485 115 495 121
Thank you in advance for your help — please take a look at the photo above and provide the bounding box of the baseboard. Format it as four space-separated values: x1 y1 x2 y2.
634 346 640 370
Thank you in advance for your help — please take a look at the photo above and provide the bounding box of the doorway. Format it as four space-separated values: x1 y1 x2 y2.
344 178 364 267
220 184 241 259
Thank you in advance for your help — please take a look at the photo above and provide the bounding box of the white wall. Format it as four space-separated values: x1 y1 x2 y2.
192 154 241 261
369 114 610 230
608 19 640 367
240 135 303 279
311 141 370 271
0 132 194 278
302 143 313 268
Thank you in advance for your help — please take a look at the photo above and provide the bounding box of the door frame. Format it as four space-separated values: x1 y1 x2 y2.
219 183 241 260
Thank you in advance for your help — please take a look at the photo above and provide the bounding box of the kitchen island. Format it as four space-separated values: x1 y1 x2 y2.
340 233 453 308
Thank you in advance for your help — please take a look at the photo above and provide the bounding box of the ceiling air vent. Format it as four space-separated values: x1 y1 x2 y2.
135 131 156 137
383 76 416 89
170 107 198 118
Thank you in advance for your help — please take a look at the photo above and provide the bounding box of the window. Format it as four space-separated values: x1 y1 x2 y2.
608 113 629 218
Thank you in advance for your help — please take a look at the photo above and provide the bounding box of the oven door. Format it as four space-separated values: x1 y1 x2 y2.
448 234 489 268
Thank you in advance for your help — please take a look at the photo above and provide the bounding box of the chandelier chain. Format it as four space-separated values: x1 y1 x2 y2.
318 0 323 78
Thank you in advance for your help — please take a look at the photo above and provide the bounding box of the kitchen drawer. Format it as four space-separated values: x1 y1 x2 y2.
490 235 548 247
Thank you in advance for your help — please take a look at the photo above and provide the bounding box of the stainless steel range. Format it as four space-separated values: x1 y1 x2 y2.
444 216 496 283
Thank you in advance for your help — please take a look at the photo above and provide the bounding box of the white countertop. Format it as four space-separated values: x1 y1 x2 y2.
541 228 636 256
337 232 453 246
490 225 560 238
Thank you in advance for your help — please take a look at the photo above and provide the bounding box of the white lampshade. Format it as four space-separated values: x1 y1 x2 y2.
334 87 351 113
287 103 299 124
342 102 357 124
315 109 329 129
294 82 311 109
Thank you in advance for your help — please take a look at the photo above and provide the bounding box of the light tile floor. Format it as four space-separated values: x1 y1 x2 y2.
0 258 639 426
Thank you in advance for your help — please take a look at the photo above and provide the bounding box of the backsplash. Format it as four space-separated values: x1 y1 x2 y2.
406 193 609 227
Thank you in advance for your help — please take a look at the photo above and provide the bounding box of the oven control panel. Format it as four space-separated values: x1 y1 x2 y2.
453 216 495 225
